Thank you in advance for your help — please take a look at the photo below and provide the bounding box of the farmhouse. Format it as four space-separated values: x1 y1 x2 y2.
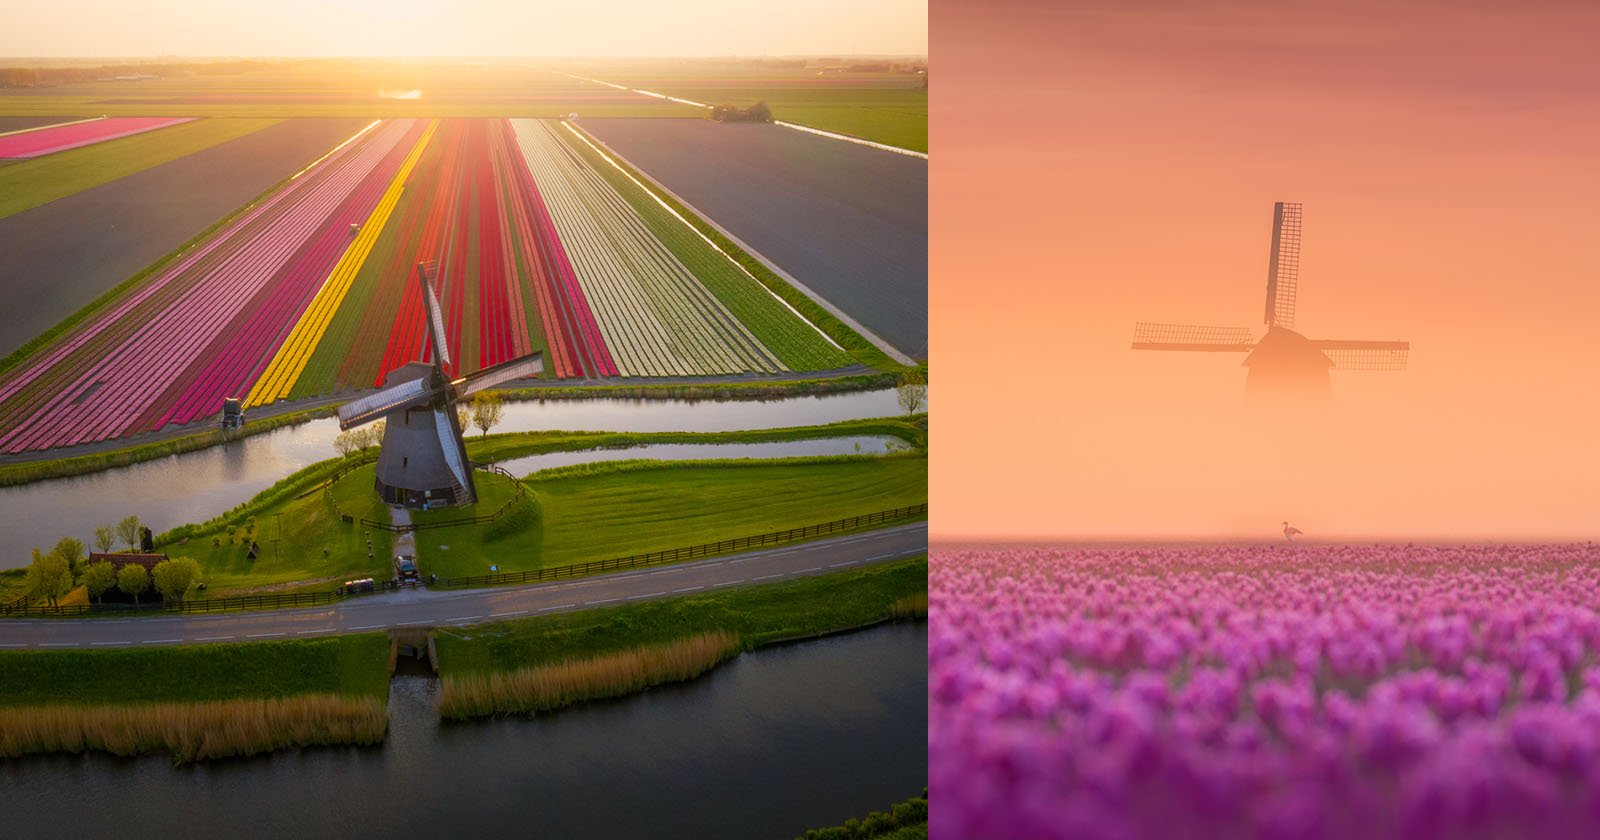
87 553 167 573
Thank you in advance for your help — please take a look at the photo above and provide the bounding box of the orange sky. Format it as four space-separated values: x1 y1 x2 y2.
932 0 1600 541
2 0 926 57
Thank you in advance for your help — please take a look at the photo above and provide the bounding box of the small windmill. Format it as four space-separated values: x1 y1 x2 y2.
1131 202 1409 401
337 262 543 508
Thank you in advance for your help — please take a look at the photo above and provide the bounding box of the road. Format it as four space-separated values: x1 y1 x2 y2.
0 523 927 649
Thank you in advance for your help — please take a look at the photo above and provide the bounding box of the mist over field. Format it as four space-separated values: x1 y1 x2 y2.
934 0 1600 542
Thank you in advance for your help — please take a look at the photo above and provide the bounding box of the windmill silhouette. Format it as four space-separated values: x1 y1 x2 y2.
336 261 543 508
1131 202 1408 401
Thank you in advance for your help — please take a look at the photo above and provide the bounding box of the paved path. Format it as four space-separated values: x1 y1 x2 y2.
0 523 927 649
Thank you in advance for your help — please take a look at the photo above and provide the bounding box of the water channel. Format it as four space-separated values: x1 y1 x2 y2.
0 622 929 839
0 389 911 570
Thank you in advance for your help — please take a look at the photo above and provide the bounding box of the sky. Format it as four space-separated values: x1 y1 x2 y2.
1 0 926 58
932 0 1600 541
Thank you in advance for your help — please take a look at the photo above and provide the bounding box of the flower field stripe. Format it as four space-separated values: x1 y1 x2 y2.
485 122 534 362
0 124 383 437
509 119 780 377
36 121 413 448
244 119 438 409
139 120 429 431
375 122 468 383
152 120 429 428
557 123 850 370
328 122 453 392
0 120 417 453
0 116 196 159
500 119 608 378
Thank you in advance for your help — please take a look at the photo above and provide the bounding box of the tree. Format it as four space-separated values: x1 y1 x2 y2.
117 563 150 605
151 557 200 604
334 430 359 457
94 525 116 554
53 536 85 580
470 391 504 438
82 560 117 605
117 515 143 552
25 548 72 608
896 369 928 416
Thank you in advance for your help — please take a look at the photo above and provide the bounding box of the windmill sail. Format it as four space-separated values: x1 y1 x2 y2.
422 275 452 374
1131 322 1254 352
337 377 438 429
458 353 544 397
1312 339 1409 371
1263 202 1302 328
433 406 473 497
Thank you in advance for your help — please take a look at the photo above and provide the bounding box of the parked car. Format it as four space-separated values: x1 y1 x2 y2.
394 554 420 583
343 578 376 594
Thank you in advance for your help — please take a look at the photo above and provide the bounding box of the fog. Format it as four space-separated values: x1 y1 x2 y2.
933 0 1600 541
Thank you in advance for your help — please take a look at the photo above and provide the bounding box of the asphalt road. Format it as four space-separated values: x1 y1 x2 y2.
0 523 927 649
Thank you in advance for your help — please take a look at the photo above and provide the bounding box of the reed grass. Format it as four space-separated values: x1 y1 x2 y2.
438 631 740 719
888 593 928 619
0 694 386 763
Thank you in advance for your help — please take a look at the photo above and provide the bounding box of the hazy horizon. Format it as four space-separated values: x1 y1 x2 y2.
3 0 927 58
934 0 1600 542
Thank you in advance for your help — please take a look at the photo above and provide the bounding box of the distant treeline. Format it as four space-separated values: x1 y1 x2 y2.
0 60 268 88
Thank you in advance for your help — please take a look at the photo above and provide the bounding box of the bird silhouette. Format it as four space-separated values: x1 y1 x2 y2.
1282 521 1303 541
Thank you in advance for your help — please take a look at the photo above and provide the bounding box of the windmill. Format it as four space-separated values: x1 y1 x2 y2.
337 262 544 508
1131 202 1409 401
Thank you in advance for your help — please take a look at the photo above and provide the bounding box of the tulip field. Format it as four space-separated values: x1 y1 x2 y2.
931 545 1600 839
0 116 195 159
0 117 852 454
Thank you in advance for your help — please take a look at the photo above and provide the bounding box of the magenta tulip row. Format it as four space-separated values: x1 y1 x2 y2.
0 116 195 159
0 120 423 453
931 545 1600 840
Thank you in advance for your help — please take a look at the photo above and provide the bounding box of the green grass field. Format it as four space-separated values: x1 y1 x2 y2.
0 117 280 218
409 453 927 579
435 556 927 674
160 456 394 594
0 633 389 706
671 88 927 153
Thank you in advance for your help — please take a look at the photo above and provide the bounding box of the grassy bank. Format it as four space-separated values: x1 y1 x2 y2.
437 557 927 677
412 453 927 579
438 631 740 719
467 416 926 464
0 634 391 762
496 370 895 402
0 634 390 705
798 791 930 840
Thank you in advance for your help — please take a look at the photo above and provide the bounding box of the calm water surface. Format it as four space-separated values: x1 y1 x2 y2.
0 389 909 569
0 622 928 840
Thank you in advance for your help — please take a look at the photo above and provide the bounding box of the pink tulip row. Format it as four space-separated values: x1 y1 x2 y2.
930 544 1600 840
0 120 423 453
0 117 195 159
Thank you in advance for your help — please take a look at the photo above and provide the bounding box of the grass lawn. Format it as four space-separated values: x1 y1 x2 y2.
0 633 390 706
409 453 927 579
163 459 393 594
0 117 281 218
435 556 927 675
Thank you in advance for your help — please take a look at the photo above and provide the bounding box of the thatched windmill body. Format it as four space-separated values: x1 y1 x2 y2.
337 262 543 508
1131 202 1409 402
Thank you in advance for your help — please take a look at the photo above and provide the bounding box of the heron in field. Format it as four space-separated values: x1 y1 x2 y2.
1282 521 1303 541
